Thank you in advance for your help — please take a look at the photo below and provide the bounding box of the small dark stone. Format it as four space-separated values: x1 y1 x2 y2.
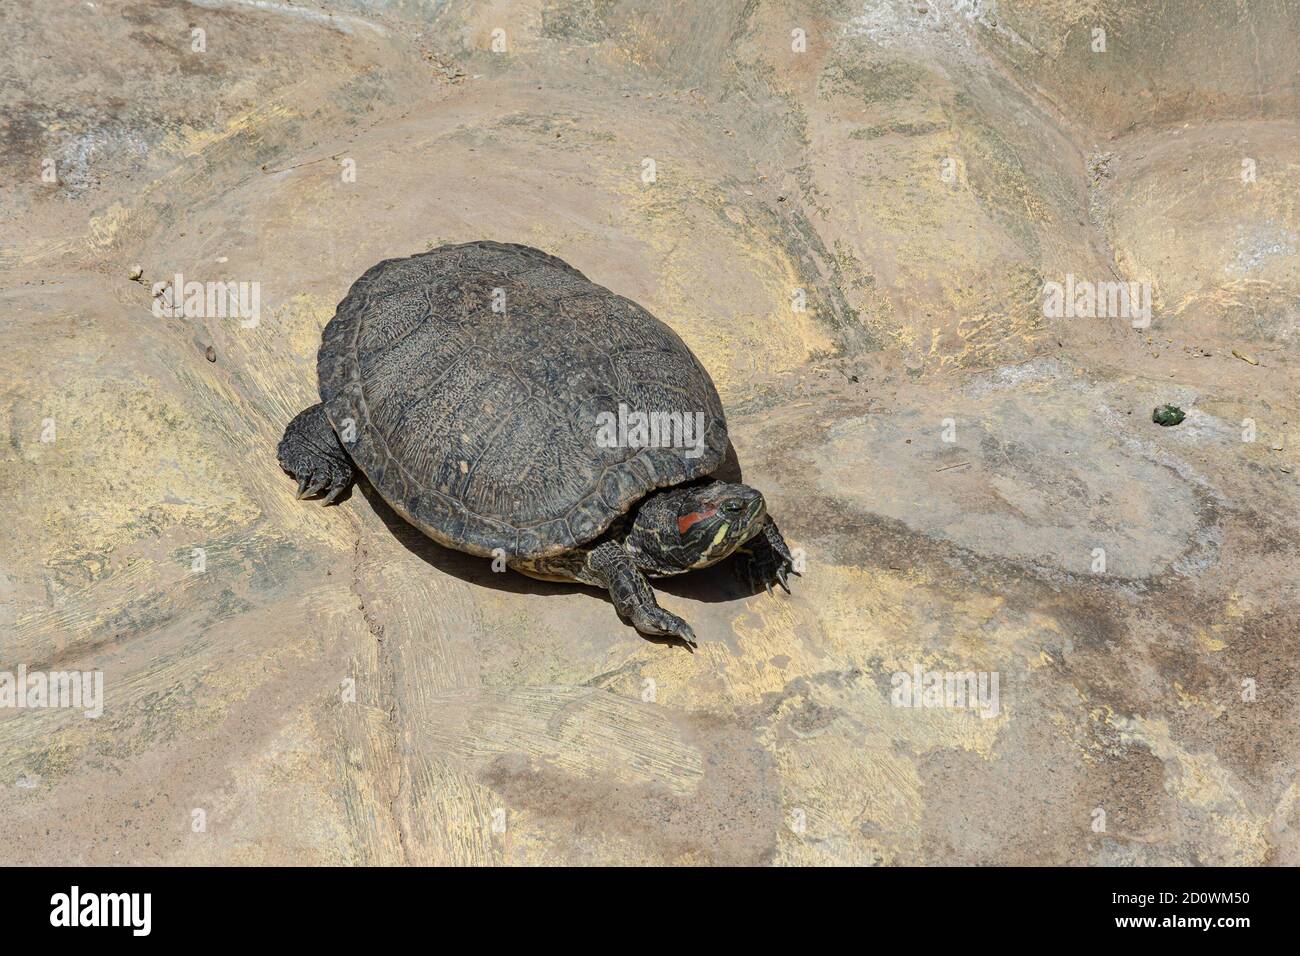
205 345 216 363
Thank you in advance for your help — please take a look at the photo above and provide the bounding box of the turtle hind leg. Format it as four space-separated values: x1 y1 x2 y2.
277 403 354 504
586 541 697 649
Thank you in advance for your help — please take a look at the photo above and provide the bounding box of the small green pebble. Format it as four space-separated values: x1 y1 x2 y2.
1152 404 1185 426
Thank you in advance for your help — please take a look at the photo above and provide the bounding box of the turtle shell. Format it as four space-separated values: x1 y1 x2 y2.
317 241 728 558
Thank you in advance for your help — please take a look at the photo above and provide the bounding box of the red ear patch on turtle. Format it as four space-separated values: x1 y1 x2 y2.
677 504 718 535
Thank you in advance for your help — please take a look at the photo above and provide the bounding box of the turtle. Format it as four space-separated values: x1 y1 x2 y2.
277 241 796 646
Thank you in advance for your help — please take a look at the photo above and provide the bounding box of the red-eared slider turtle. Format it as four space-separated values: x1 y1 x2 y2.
278 241 796 646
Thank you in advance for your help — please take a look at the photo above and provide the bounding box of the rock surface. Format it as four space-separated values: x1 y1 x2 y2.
1 0 1297 865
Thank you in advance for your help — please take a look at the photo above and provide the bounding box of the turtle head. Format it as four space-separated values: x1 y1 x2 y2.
628 481 768 573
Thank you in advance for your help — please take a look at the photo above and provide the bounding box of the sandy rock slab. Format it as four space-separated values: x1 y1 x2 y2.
0 0 1296 865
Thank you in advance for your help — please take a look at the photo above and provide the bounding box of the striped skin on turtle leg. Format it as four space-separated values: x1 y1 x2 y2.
277 403 355 505
586 540 697 648
734 517 798 594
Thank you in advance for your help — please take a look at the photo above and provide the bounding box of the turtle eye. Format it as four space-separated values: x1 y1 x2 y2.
721 499 745 516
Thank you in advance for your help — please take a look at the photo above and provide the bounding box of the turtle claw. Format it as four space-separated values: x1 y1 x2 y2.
674 625 698 651
290 465 350 504
302 473 330 499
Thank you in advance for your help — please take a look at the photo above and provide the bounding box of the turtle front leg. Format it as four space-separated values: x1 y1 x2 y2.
735 517 799 594
277 403 355 504
586 541 697 649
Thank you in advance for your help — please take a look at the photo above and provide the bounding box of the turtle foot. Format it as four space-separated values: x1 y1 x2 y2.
278 403 355 505
735 517 799 595
631 606 698 650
